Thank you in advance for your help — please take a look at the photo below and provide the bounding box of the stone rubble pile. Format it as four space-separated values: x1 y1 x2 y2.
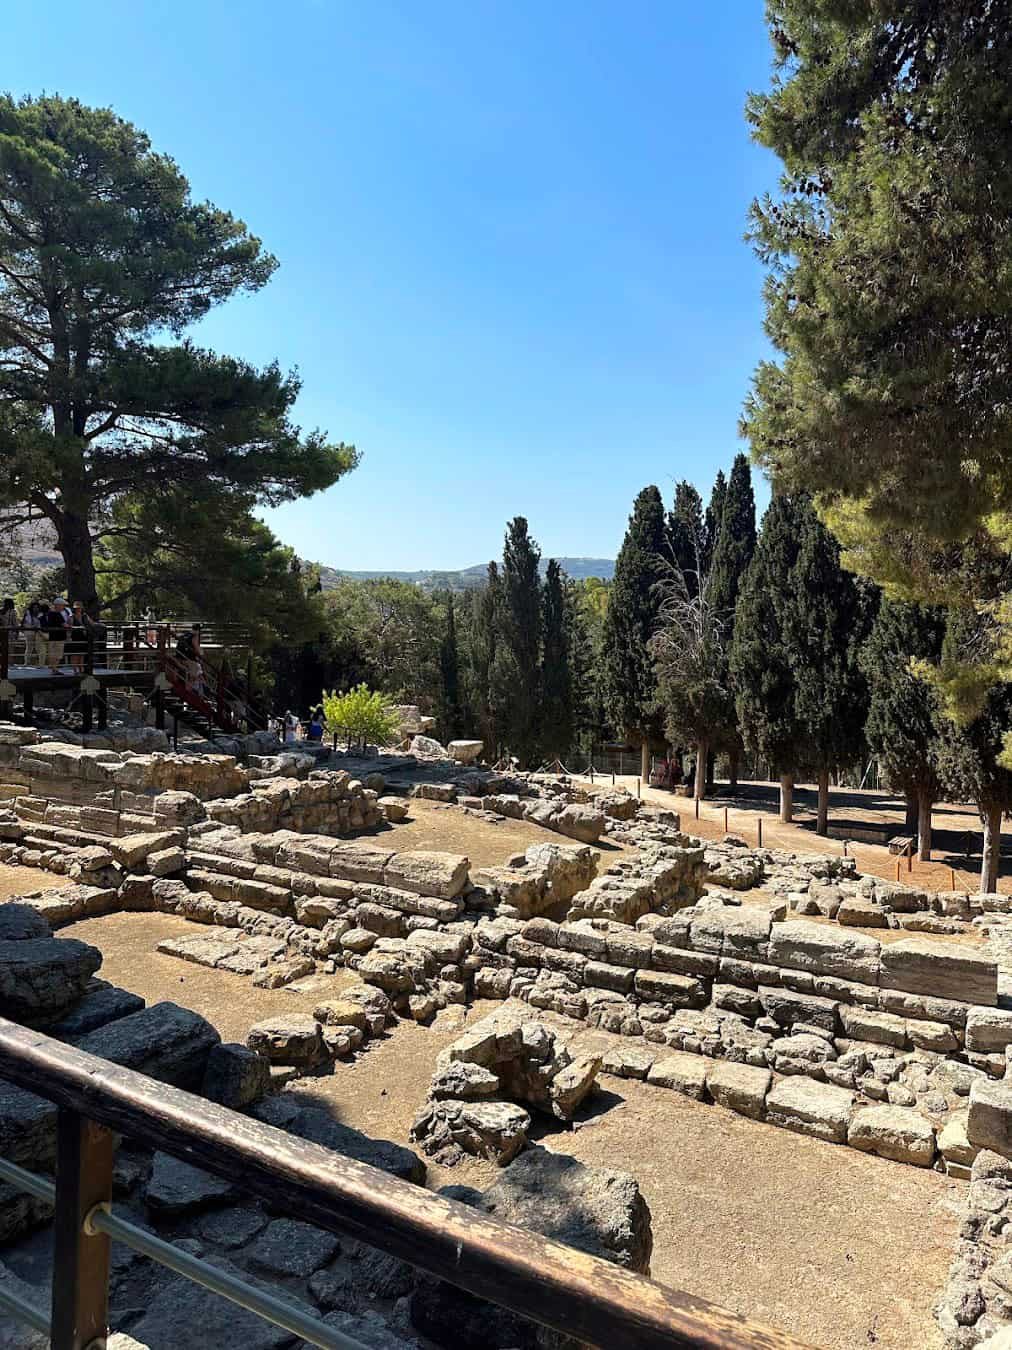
410 1008 601 1165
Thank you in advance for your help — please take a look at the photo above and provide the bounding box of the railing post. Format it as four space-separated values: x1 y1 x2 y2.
51 1108 113 1350
0 627 8 679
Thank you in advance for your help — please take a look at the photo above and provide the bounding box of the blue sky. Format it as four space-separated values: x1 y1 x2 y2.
4 1 779 570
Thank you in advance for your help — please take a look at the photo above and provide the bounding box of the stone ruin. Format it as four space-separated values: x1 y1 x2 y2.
411 1008 602 1165
10 721 1012 1344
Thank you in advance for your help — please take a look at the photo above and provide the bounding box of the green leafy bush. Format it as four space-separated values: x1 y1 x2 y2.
321 684 399 749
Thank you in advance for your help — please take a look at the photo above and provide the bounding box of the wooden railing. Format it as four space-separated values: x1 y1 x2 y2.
0 1018 811 1350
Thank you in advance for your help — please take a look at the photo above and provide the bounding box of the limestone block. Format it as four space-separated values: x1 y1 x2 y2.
707 1062 772 1119
879 938 997 1006
758 985 838 1034
847 1105 936 1166
646 1052 709 1099
111 830 181 869
966 1007 1012 1054
247 1014 324 1067
634 968 707 1008
765 1077 855 1143
938 1110 979 1168
385 850 469 900
838 1005 908 1049
836 897 889 928
769 920 881 985
968 1078 1012 1158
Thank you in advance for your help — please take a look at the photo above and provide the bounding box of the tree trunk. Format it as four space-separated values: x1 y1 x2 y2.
816 768 829 836
640 738 650 782
695 738 709 801
729 750 740 792
981 803 1002 894
904 789 918 833
779 773 794 823
917 787 933 861
57 510 99 613
705 750 715 791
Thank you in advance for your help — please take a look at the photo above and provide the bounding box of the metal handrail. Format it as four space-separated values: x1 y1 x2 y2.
0 1017 811 1350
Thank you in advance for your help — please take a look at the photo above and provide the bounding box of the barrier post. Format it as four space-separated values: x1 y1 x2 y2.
950 867 956 891
50 1108 114 1350
757 818 762 848
724 807 728 833
895 858 901 881
636 777 641 799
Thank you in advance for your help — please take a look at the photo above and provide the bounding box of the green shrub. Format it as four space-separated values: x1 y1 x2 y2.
321 684 399 749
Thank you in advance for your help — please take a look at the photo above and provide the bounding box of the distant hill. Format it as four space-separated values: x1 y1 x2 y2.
314 557 615 592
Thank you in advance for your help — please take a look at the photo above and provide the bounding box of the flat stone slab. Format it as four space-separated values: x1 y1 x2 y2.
765 1077 855 1143
50 982 145 1039
706 1062 772 1120
769 920 881 984
146 1152 236 1217
156 933 241 969
646 1052 709 1099
879 938 997 1006
848 1105 936 1167
245 1217 340 1278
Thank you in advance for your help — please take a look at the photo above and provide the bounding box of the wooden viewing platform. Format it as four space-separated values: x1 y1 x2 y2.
0 621 264 737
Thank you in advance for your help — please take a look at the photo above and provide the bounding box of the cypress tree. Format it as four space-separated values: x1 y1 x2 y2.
707 453 757 788
540 559 574 763
491 517 542 767
461 563 500 755
439 592 462 741
862 600 945 859
668 482 705 600
567 579 600 757
935 610 1012 893
708 455 757 616
600 486 667 778
730 493 806 821
702 470 726 576
786 505 865 834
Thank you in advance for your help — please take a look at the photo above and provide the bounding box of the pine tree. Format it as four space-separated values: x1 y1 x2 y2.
786 505 865 834
862 600 945 860
491 518 543 766
600 486 667 778
540 560 574 763
668 482 705 600
730 493 807 821
439 592 462 741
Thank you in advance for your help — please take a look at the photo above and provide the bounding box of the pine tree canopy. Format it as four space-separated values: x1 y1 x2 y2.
600 485 667 744
0 94 357 610
744 3 1012 548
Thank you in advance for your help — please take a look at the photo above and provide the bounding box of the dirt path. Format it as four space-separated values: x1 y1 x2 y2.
589 774 999 895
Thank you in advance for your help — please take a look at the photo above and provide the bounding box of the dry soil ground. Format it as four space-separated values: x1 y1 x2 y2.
361 796 632 868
